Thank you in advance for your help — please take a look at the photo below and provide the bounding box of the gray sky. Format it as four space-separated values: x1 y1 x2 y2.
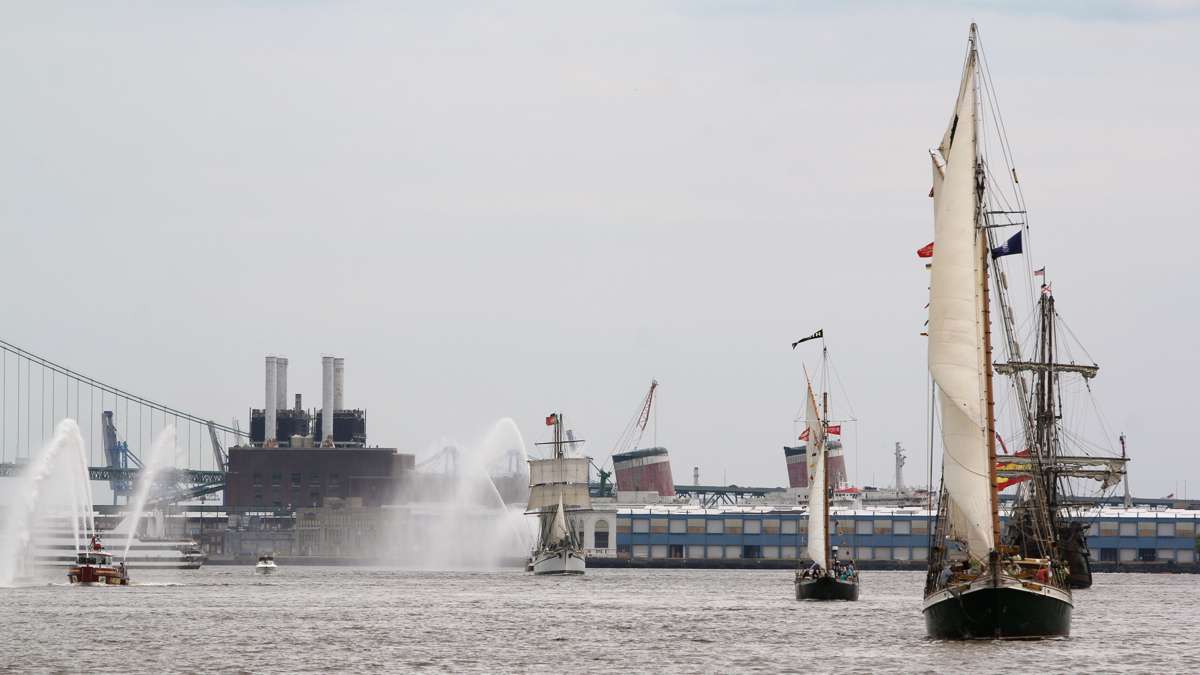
2 2 1197 498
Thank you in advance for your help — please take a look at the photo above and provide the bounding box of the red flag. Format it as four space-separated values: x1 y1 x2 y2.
545 413 557 426
826 424 842 435
798 428 810 441
917 242 934 258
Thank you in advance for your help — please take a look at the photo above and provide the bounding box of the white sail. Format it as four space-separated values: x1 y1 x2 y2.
928 47 994 559
526 483 591 513
547 497 571 546
804 380 827 568
528 457 590 486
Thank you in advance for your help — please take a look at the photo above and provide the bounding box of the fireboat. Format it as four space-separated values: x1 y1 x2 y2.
67 535 130 586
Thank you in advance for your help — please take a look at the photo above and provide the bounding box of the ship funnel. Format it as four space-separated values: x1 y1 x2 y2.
264 356 277 445
321 356 335 446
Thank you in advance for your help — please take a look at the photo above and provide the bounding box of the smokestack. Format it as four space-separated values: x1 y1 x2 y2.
334 357 345 410
294 393 302 413
264 356 278 445
276 357 288 416
321 356 335 446
693 466 700 486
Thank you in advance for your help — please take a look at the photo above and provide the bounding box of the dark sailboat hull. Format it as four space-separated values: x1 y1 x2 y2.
795 576 859 601
923 583 1072 640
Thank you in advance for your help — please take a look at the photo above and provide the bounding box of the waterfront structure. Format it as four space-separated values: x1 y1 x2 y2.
600 506 1198 568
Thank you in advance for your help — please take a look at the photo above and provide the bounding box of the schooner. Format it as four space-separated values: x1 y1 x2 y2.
922 24 1074 639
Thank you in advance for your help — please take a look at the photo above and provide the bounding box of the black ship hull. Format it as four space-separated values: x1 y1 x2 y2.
924 583 1072 640
795 576 859 601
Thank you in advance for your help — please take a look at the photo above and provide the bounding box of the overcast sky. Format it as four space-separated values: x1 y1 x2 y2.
2 1 1197 498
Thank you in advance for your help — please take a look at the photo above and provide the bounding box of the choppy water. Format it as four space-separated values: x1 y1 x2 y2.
1 567 1196 673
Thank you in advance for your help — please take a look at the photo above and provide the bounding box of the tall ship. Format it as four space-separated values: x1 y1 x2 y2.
526 412 591 575
921 24 1072 639
794 344 860 601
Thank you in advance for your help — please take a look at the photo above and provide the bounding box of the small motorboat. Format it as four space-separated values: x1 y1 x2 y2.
67 535 130 586
254 554 278 574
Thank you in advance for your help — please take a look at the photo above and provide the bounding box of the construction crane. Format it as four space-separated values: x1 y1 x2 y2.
592 380 659 497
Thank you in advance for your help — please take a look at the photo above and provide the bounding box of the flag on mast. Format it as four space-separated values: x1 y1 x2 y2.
791 330 823 349
1034 267 1045 277
991 231 1023 258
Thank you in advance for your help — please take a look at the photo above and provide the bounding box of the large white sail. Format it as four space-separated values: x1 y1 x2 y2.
928 47 994 559
804 380 827 568
529 457 590 486
526 483 591 513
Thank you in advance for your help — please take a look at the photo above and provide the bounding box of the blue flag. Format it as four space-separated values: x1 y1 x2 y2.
991 231 1023 258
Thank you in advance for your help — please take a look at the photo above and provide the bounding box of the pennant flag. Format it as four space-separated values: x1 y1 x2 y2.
826 424 842 435
991 231 1023 258
790 329 823 349
799 428 810 441
917 242 934 258
1033 267 1045 277
545 413 558 426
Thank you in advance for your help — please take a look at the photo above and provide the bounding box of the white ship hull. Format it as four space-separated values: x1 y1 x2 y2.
254 564 277 574
531 547 585 575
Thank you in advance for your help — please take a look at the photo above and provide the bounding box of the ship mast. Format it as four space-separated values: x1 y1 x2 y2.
822 384 831 571
970 23 1002 548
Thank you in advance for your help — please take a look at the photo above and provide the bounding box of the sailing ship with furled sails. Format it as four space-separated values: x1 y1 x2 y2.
921 23 1083 639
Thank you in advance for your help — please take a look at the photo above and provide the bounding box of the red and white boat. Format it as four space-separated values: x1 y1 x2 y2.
67 536 130 586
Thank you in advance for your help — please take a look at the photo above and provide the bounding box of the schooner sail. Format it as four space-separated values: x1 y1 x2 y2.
526 412 590 575
922 24 1073 639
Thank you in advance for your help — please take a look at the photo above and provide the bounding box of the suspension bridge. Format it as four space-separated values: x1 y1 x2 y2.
0 338 245 504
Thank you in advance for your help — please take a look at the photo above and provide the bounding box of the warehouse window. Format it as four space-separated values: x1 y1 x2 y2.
651 545 668 559
1137 522 1156 537
911 547 928 561
1157 549 1175 561
252 472 263 487
893 520 912 535
781 546 798 559
617 544 631 559
763 518 781 535
874 547 892 560
1118 548 1136 562
781 520 797 535
706 545 723 559
632 545 649 559
706 519 724 535
1119 522 1136 537
594 520 610 549
836 520 854 535
668 545 684 559
874 519 893 535
725 546 741 559
616 518 632 534
309 472 320 486
855 520 873 535
1178 549 1195 563
763 546 780 559
651 518 668 534
271 472 282 487
724 518 743 535
1099 521 1119 536
687 518 705 534
742 545 762 559
669 518 686 534
911 518 930 535
686 545 705 559
1137 548 1156 561
633 519 650 534
1099 548 1117 562
894 547 911 561
1157 522 1175 537
1176 521 1195 536
743 520 762 535
856 547 873 560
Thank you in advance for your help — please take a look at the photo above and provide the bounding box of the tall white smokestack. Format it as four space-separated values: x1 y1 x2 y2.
334 357 345 410
322 356 335 446
265 356 278 446
276 357 288 418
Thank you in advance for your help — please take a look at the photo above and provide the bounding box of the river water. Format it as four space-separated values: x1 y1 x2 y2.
1 567 1195 673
